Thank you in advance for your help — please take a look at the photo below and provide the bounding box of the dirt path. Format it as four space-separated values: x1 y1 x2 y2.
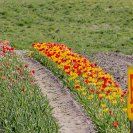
16 50 96 133
93 52 133 90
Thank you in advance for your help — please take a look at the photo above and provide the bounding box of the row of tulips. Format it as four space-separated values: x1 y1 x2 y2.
0 41 58 133
32 42 129 133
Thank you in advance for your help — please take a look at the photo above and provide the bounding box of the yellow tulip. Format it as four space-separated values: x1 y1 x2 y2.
122 108 127 112
88 95 94 100
101 104 106 108
112 100 117 104
103 108 109 113
82 91 87 95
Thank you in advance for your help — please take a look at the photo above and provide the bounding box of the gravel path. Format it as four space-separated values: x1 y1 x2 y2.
93 52 133 90
16 50 96 133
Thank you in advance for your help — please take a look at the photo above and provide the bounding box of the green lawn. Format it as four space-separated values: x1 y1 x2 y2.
0 0 133 54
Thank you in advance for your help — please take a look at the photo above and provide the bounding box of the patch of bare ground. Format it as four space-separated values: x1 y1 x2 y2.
16 50 96 133
93 52 133 90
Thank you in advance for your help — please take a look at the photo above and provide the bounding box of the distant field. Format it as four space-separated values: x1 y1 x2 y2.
0 0 133 54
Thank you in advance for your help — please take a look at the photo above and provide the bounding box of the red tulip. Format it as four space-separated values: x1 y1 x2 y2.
109 110 114 115
113 122 118 127
31 70 35 74
22 88 26 92
24 64 28 68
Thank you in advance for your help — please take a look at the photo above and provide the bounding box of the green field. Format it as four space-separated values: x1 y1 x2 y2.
0 0 133 54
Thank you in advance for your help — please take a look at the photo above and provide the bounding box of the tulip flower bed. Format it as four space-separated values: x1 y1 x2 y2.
32 42 130 133
0 41 58 133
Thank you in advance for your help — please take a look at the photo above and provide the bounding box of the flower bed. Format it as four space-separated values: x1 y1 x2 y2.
32 42 129 132
0 41 58 133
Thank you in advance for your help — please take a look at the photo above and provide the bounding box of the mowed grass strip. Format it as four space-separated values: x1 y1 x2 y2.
0 0 133 54
0 44 58 133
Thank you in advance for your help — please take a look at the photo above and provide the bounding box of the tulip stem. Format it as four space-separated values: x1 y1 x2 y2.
130 121 133 133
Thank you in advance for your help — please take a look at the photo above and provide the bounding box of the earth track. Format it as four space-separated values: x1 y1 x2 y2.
16 50 96 133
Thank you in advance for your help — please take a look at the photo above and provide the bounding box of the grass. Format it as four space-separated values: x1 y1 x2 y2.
0 0 133 54
0 43 58 133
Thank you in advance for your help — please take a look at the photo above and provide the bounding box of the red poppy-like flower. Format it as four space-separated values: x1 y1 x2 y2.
113 122 118 127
